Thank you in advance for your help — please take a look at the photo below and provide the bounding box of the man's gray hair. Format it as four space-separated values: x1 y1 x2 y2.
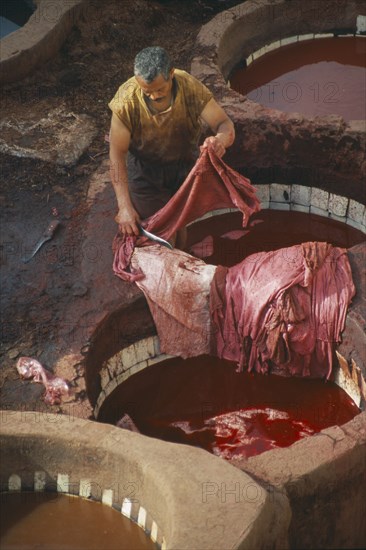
134 47 172 83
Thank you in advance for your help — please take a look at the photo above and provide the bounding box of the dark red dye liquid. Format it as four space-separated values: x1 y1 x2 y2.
230 37 366 121
187 209 365 267
100 356 360 461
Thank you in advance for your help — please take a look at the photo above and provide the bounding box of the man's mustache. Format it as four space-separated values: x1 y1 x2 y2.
145 95 166 103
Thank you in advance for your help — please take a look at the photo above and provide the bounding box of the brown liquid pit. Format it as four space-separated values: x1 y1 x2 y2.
0 492 156 550
230 37 366 121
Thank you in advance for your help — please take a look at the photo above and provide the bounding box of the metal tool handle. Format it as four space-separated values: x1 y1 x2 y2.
42 219 60 238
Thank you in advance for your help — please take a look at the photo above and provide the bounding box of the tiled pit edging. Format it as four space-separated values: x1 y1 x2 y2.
191 0 366 203
244 30 365 68
95 335 172 418
79 164 365 412
0 411 291 550
0 0 85 84
190 185 366 232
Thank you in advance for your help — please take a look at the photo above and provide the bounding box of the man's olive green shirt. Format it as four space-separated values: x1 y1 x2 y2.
109 69 213 164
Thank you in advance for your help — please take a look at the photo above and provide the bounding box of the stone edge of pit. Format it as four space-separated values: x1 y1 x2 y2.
235 410 366 549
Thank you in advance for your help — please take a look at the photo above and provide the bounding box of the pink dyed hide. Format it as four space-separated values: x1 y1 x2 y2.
113 145 260 281
210 242 355 378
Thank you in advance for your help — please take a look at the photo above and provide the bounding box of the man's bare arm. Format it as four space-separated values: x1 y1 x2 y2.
200 98 235 157
109 113 140 236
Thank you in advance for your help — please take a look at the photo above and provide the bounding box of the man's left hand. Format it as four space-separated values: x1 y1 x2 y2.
203 136 226 158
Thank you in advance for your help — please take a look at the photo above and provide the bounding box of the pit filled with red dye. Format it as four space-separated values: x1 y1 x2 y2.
99 209 363 460
187 209 365 267
99 356 360 460
230 37 366 121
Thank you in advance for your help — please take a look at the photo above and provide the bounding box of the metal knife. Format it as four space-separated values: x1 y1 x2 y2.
22 220 61 263
138 225 173 250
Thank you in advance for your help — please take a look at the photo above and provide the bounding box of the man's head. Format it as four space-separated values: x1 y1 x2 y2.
134 46 172 82
134 46 174 103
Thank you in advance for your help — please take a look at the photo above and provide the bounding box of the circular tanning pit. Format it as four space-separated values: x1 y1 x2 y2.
0 492 155 550
229 37 366 122
90 190 366 420
191 0 366 201
96 201 365 463
97 355 361 462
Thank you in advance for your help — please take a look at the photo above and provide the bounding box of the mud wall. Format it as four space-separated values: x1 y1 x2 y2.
0 0 85 84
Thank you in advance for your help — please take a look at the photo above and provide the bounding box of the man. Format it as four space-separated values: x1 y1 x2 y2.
109 46 235 237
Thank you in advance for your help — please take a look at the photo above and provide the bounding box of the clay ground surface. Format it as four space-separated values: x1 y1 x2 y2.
0 0 242 416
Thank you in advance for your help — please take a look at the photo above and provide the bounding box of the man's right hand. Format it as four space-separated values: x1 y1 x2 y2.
115 205 141 236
